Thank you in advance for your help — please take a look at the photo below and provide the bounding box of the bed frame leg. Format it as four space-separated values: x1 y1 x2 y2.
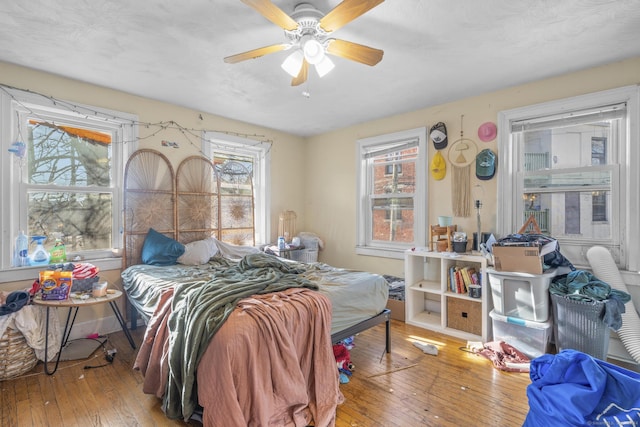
130 302 137 330
385 317 391 353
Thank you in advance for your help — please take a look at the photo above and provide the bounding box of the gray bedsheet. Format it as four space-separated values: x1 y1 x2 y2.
122 255 389 336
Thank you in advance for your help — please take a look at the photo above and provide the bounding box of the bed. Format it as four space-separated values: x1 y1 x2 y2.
121 150 391 426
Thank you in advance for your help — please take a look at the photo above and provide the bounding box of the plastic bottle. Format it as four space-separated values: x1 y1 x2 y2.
15 230 29 267
278 236 286 250
49 237 67 263
28 235 51 266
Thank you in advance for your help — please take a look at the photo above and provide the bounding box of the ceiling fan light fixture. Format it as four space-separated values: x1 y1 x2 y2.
281 49 304 77
302 38 325 65
315 55 335 77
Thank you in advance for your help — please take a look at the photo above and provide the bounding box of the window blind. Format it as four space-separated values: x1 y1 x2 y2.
511 103 626 132
363 138 419 159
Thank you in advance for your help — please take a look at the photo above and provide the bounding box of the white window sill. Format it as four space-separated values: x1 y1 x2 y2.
0 257 122 284
355 246 407 259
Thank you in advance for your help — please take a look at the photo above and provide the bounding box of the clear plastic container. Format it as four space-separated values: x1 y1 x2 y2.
92 281 108 298
488 268 557 322
490 310 553 358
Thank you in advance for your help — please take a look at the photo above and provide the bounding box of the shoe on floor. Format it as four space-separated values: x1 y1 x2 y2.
413 341 438 356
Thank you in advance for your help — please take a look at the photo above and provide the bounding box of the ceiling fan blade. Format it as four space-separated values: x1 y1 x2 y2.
319 0 385 32
291 60 309 86
224 43 288 64
326 39 383 66
240 0 299 31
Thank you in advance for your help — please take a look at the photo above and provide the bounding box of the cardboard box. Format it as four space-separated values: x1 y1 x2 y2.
491 239 557 275
492 245 545 274
386 298 405 322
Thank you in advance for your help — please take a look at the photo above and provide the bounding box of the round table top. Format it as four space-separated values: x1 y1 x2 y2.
33 289 123 307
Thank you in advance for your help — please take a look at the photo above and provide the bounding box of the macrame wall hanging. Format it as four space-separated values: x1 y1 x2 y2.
448 115 478 217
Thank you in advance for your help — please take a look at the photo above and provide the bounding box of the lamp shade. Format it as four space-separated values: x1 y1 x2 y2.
302 38 325 65
281 50 304 77
315 55 335 77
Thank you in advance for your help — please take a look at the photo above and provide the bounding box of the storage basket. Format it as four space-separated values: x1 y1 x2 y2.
72 276 100 293
551 293 610 360
290 249 318 263
0 327 38 381
446 297 482 336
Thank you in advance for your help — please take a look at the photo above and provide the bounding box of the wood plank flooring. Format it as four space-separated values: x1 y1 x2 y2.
2 320 535 426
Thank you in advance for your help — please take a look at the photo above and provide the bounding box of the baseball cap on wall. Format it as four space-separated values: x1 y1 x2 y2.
431 151 446 180
477 122 497 142
430 122 448 150
476 149 496 180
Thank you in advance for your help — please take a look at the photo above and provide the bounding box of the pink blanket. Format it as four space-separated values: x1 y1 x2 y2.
135 288 343 426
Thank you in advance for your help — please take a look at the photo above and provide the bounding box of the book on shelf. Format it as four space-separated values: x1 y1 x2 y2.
447 266 483 294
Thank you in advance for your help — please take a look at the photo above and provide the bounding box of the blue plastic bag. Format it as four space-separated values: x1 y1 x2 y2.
524 350 640 426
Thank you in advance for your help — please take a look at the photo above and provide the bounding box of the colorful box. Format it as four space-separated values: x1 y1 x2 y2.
40 270 73 300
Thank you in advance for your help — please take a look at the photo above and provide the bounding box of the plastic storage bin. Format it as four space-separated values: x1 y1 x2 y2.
490 310 553 358
488 268 557 322
550 293 610 360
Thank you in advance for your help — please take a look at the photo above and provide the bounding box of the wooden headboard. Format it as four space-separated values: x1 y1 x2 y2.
123 150 218 268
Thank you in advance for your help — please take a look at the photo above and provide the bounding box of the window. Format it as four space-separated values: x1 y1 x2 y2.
1 87 137 278
202 131 270 245
497 86 640 269
384 152 402 176
356 127 427 258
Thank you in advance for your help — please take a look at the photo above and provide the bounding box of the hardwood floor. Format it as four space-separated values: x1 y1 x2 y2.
1 320 534 426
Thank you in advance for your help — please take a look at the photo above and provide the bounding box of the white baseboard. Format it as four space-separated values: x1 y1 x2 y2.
66 315 136 341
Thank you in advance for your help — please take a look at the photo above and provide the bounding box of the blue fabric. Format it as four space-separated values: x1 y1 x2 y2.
0 290 30 316
524 350 640 427
141 228 185 266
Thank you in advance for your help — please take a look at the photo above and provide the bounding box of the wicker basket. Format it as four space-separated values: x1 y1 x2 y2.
0 327 38 381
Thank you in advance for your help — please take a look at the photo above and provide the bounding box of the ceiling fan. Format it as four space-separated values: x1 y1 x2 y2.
224 0 385 86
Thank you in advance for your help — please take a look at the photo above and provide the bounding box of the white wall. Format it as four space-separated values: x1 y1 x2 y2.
0 60 307 328
306 57 640 278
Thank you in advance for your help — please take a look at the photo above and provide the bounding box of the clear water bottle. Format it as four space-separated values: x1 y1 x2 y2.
277 236 286 250
15 230 29 267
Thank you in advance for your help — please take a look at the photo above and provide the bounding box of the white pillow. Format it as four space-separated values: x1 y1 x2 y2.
177 237 219 265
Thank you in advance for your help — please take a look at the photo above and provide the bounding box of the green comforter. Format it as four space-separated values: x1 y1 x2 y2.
162 252 318 420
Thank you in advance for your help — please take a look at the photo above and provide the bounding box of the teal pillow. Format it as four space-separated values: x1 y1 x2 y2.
141 228 185 266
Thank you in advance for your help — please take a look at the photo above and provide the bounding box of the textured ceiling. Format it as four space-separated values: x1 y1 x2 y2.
1 1 639 137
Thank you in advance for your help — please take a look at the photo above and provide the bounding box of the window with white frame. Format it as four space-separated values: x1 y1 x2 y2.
497 85 640 269
202 131 271 245
356 127 427 258
0 87 137 275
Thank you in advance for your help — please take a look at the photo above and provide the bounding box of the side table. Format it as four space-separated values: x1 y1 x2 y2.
33 289 136 375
